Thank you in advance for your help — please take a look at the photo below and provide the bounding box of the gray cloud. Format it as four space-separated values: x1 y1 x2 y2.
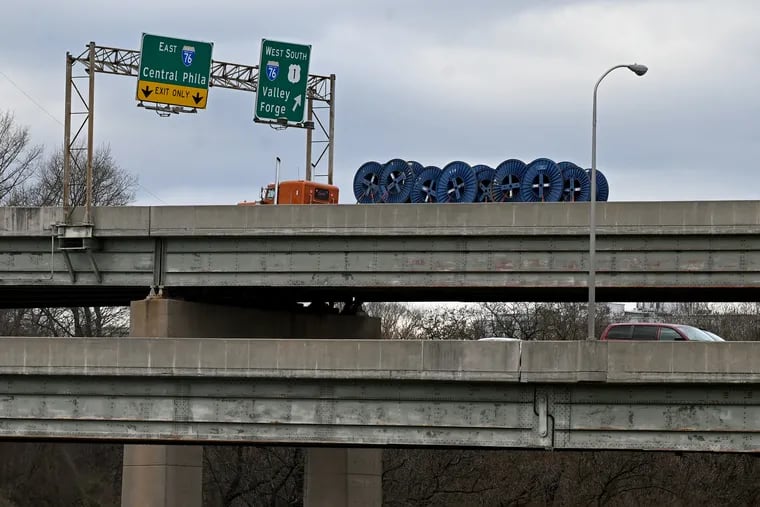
1 0 758 205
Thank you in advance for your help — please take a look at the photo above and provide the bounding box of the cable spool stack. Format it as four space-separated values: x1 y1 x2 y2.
353 158 610 204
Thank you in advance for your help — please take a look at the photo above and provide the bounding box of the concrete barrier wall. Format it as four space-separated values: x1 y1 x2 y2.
0 337 520 381
4 201 760 237
1 337 759 383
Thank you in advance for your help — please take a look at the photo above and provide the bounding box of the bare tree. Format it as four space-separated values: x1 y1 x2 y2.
203 446 303 507
1 142 137 339
364 302 425 340
0 111 42 204
716 303 760 340
384 449 500 507
365 301 614 342
10 143 136 207
478 302 610 340
413 304 490 341
0 442 122 506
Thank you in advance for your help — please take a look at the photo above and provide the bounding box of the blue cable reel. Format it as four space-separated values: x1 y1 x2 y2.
520 158 564 202
472 165 496 202
353 161 385 203
558 161 591 202
379 158 415 203
407 160 425 177
435 161 478 203
585 168 609 201
492 159 527 202
410 166 442 203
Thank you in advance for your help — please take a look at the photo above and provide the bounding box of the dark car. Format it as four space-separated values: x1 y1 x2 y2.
600 322 716 342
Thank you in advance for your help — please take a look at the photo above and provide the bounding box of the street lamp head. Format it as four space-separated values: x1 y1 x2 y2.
627 63 648 76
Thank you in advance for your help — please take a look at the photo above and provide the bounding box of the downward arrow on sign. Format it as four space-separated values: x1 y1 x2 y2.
141 86 152 98
192 92 203 105
292 94 302 111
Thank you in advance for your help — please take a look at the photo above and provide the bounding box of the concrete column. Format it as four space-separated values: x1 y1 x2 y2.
129 298 380 339
121 446 202 507
123 297 382 507
304 449 383 507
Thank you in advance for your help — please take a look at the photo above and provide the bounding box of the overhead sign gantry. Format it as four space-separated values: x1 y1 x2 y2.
63 37 335 225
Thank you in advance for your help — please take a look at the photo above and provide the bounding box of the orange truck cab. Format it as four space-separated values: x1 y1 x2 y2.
238 180 339 205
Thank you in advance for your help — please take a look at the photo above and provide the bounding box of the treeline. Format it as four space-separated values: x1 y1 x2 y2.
0 443 757 506
366 301 760 342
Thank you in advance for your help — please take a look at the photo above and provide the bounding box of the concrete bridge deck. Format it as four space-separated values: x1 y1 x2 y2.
1 201 759 307
1 337 758 452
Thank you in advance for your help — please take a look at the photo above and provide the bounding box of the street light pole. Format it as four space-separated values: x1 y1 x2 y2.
588 63 648 340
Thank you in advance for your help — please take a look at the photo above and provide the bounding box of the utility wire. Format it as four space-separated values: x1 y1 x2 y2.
137 186 168 204
0 70 62 126
1 69 168 204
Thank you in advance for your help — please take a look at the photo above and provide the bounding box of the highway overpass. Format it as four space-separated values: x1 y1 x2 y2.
1 337 758 453
1 201 759 307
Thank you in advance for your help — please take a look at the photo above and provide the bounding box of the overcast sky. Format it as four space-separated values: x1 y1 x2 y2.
1 0 758 205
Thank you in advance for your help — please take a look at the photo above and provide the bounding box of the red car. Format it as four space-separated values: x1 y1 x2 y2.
600 322 715 341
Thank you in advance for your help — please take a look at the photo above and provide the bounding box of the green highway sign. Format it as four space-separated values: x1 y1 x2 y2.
137 33 213 109
255 39 312 124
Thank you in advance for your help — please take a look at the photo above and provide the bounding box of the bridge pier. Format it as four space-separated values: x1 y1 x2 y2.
304 448 383 507
122 446 202 507
121 297 382 507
